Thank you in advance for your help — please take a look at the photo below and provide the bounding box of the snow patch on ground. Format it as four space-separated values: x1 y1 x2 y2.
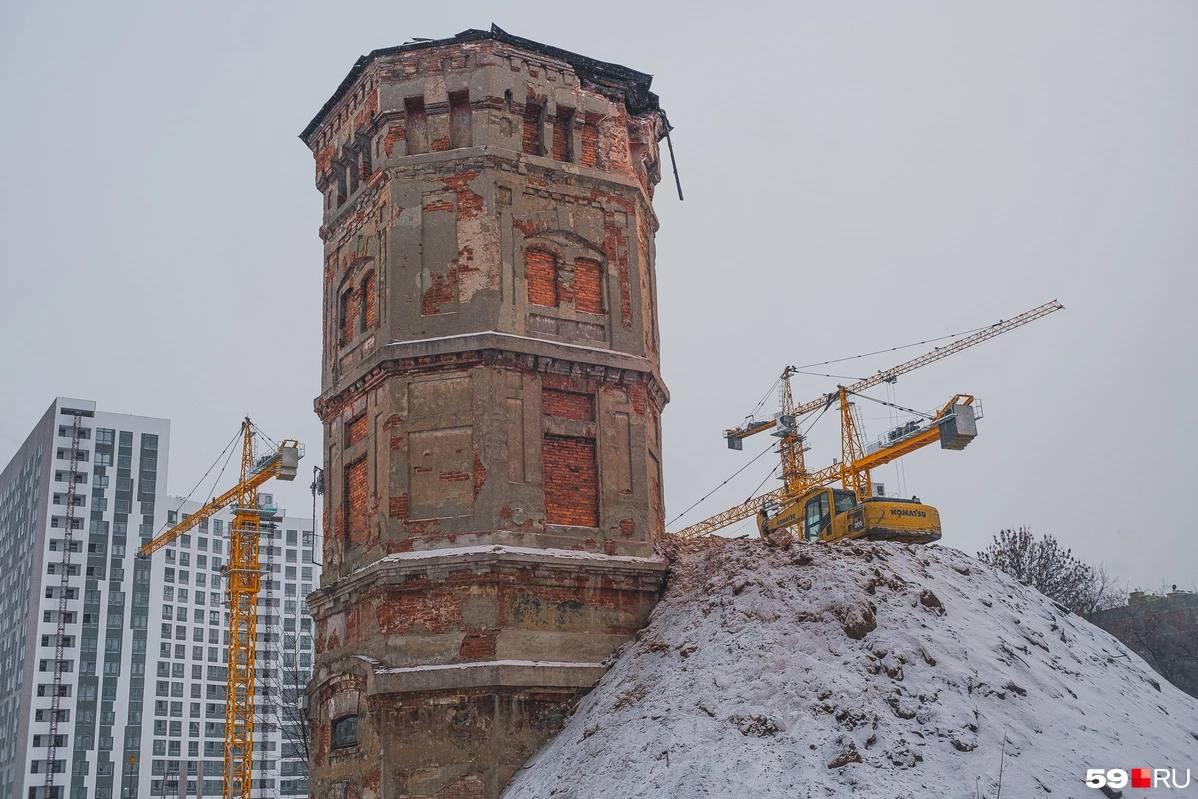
503 540 1198 798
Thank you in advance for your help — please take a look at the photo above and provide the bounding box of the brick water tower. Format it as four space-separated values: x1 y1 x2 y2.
301 26 671 799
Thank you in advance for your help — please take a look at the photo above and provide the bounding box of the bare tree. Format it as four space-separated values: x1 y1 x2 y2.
978 527 1123 617
258 623 311 771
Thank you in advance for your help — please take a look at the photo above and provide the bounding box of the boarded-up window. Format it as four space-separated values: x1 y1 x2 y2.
526 249 558 307
542 390 594 422
404 97 428 154
522 100 544 155
362 272 377 329
449 91 472 149
574 258 604 314
543 435 598 527
552 108 574 162
344 459 368 546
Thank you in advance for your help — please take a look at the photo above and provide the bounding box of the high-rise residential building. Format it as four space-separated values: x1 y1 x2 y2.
0 397 169 799
159 494 318 799
0 398 320 799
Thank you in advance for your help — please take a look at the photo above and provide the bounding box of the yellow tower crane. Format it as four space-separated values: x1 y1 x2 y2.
138 419 302 799
672 299 1063 541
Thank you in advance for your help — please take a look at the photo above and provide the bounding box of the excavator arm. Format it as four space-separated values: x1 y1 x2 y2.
673 394 978 539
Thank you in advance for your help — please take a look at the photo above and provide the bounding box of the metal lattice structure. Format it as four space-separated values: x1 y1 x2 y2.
674 300 1064 538
45 413 82 796
138 419 300 799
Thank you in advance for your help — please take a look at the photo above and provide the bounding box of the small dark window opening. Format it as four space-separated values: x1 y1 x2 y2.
334 164 347 205
404 97 428 154
449 91 472 149
356 134 372 180
331 715 358 750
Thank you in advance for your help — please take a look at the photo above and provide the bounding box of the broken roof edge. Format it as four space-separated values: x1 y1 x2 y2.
300 23 663 143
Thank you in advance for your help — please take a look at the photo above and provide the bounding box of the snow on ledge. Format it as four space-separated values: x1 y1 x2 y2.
375 659 605 675
355 544 666 574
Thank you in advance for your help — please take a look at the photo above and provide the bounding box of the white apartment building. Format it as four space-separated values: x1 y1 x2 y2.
159 495 317 799
0 398 319 799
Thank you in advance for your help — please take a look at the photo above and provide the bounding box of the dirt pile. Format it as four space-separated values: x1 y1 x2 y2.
504 540 1198 798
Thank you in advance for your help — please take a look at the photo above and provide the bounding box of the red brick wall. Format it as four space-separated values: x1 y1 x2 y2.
347 415 367 446
526 249 558 306
580 115 599 168
522 102 543 155
345 458 368 545
542 390 594 422
543 435 598 527
551 109 572 162
574 258 604 314
363 271 377 329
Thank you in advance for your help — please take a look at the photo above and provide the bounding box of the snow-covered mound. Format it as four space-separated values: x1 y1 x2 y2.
505 540 1198 798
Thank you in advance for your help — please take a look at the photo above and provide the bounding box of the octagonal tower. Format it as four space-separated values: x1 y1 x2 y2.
301 26 671 799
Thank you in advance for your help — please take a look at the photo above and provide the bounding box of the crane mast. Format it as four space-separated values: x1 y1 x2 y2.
681 300 1064 539
138 419 301 799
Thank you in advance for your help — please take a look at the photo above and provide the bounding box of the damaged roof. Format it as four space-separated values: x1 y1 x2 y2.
300 24 663 142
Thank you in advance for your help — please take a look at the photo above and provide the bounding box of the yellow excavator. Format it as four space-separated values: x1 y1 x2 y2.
672 300 1064 544
753 392 978 544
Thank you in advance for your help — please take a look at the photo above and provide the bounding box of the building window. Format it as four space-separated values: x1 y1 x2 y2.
552 107 574 162
449 90 472 149
361 271 377 331
331 715 358 750
525 249 558 307
522 98 545 156
404 96 428 154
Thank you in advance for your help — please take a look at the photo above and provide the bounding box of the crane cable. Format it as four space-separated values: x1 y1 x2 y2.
665 440 776 528
791 322 993 371
157 425 244 537
669 399 834 529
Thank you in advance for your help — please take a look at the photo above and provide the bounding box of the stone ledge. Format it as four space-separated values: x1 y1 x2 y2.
309 544 669 615
369 659 607 694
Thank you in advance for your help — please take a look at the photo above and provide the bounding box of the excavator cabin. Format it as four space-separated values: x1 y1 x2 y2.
758 486 942 545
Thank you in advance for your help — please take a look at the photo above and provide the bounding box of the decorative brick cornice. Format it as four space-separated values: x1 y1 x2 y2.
315 333 669 421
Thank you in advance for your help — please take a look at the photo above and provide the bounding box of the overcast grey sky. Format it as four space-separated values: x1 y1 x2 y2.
1 1 1194 590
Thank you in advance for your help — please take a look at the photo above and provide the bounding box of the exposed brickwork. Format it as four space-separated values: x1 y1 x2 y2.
305 29 671 799
348 414 367 446
542 390 594 422
573 258 604 314
422 270 459 316
525 249 557 306
543 435 598 527
458 630 498 661
363 271 377 329
522 101 543 155
345 458 369 546
551 109 571 162
580 115 599 168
